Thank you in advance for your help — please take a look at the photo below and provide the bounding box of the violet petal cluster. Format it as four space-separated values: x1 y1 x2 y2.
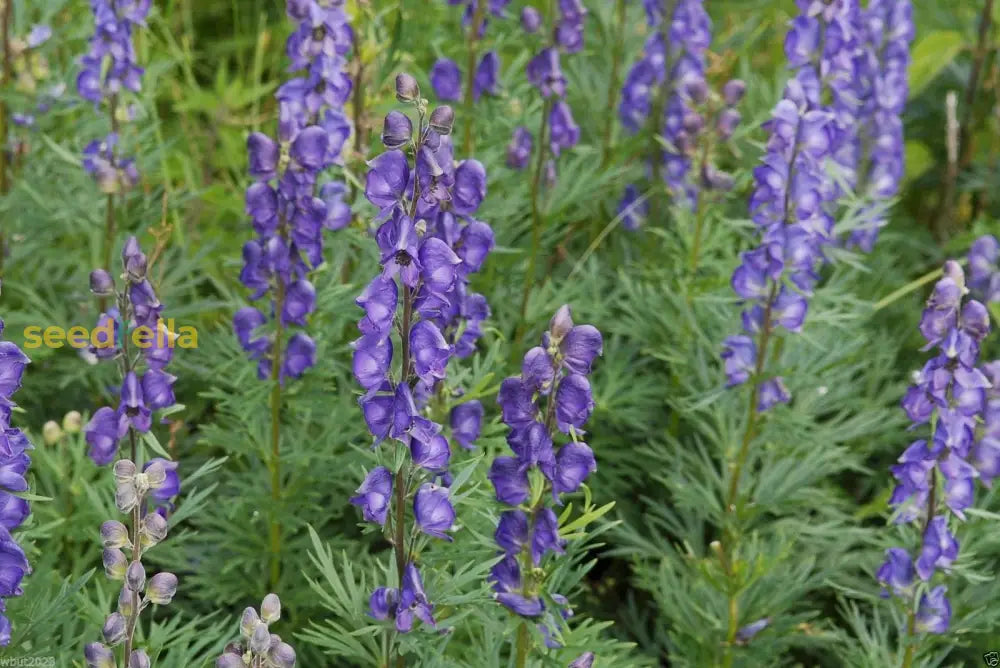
234 0 354 381
488 305 600 645
85 238 179 468
355 74 493 633
0 321 33 646
877 262 995 635
505 2 585 177
968 235 1000 303
77 0 150 192
849 0 914 251
618 0 741 224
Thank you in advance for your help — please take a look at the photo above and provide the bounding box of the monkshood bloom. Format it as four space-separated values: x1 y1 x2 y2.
215 594 296 668
85 238 178 465
489 306 600 645
876 262 993 638
505 1 585 179
234 0 353 380
77 0 150 192
354 74 493 638
0 320 33 645
618 0 741 223
82 238 181 664
848 0 914 251
721 77 836 411
968 235 1000 303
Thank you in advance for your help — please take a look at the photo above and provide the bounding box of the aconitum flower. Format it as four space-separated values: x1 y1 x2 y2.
849 0 915 251
0 321 33 646
355 75 494 636
489 306 600 641
474 51 500 100
431 58 462 101
235 0 353 379
217 594 296 667
506 126 533 170
879 262 993 637
968 235 1000 302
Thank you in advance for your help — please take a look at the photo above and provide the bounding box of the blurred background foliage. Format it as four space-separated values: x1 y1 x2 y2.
0 0 998 665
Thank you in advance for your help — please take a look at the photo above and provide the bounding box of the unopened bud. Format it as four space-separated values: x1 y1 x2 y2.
126 560 146 592
101 520 131 549
146 572 178 605
216 655 243 668
115 482 139 513
260 593 281 624
63 410 83 433
250 623 272 654
722 79 747 106
269 642 296 668
113 459 137 483
141 513 168 548
428 106 455 135
84 642 116 668
103 548 127 580
395 73 420 103
240 607 260 639
128 650 151 668
42 420 62 445
381 111 413 149
102 612 127 645
118 585 136 617
122 237 147 282
90 269 115 296
549 305 574 344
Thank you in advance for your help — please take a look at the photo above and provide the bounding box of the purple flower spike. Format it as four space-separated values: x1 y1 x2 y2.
350 467 393 525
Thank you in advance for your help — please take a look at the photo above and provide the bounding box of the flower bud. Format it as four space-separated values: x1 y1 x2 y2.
943 260 966 293
722 79 747 106
240 607 260 639
381 111 413 149
260 593 281 623
115 482 139 513
140 513 168 548
146 572 178 605
118 584 136 617
269 642 296 668
549 305 574 344
216 655 243 668
428 106 454 135
682 111 704 134
101 520 131 549
102 612 127 645
122 236 148 282
569 652 595 668
143 460 167 490
63 410 83 433
90 269 115 296
103 548 127 580
126 560 146 592
395 73 420 103
128 650 151 668
702 165 734 192
962 300 990 340
717 108 741 140
685 78 708 104
84 642 116 668
41 420 62 445
250 623 272 654
114 459 137 483
520 6 541 33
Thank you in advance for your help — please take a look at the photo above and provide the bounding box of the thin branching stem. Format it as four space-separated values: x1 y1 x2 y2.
268 235 287 591
600 0 627 167
462 0 488 155
0 0 12 279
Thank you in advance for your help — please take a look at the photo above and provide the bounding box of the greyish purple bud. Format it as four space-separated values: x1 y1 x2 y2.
103 548 127 580
90 269 115 296
682 111 704 134
84 643 116 668
429 106 455 135
569 652 595 668
114 459 137 483
395 73 420 103
102 612 127 645
685 79 708 104
118 585 136 617
717 108 741 140
250 623 272 654
216 656 243 668
140 512 168 548
381 111 413 149
521 6 542 33
240 607 260 639
122 236 148 282
549 305 574 344
101 520 131 549
115 482 139 513
142 460 167 490
269 642 296 668
261 593 281 623
146 572 178 605
126 561 146 592
128 650 151 668
723 79 746 106
943 260 966 292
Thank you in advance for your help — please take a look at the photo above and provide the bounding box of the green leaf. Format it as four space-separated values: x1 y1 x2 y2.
903 140 933 181
908 31 964 97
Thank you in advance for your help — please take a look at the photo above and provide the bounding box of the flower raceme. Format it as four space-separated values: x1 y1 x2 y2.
215 594 296 668
233 0 354 381
489 305 601 646
876 262 994 637
349 73 494 638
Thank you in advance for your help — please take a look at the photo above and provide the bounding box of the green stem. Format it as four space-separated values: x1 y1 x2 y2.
100 93 121 313
462 0 488 155
268 272 286 591
515 97 553 347
600 0 627 167
515 622 530 668
871 266 944 313
0 0 12 279
902 471 937 667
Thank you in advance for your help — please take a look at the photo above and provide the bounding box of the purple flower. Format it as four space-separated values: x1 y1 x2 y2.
520 6 542 33
876 547 914 597
489 456 530 505
410 320 451 384
350 467 393 525
410 432 451 471
282 333 316 379
618 184 648 231
915 585 950 634
413 483 455 540
549 441 595 496
430 58 462 101
396 563 435 632
366 150 411 214
548 101 579 157
474 51 500 100
450 401 483 449
757 378 790 412
506 126 533 170
915 515 958 580
369 587 398 620
526 48 566 99
554 373 593 433
721 336 756 387
495 510 528 554
530 508 565 565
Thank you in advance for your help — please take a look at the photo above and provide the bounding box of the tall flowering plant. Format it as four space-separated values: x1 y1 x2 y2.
215 593 296 668
0 320 33 645
349 72 493 663
876 262 994 663
83 239 180 667
77 0 151 276
233 0 353 589
490 305 600 662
